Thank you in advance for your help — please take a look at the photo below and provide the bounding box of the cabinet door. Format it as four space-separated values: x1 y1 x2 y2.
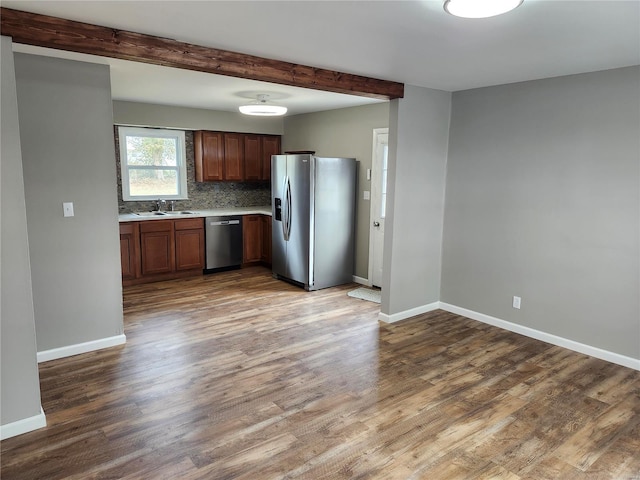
175 218 205 271
261 136 281 181
243 215 262 264
140 221 175 275
223 133 244 181
260 215 272 265
195 131 224 181
175 229 205 270
119 222 139 280
243 134 261 181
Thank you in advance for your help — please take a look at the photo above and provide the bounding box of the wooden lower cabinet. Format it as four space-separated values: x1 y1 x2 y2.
260 215 272 265
242 214 272 266
140 220 175 275
120 215 270 285
242 215 262 264
175 218 205 271
120 218 204 285
119 222 140 280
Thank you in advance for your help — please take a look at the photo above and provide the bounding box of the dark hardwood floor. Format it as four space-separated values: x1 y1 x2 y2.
2 266 639 479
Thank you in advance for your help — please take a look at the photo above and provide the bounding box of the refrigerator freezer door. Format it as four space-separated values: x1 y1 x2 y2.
285 155 311 286
271 155 287 278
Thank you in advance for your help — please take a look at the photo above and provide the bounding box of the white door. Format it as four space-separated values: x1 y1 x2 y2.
369 128 388 288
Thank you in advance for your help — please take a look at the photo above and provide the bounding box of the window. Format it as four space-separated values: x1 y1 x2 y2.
119 127 188 201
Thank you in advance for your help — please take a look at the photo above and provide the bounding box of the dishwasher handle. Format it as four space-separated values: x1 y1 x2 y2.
209 220 240 226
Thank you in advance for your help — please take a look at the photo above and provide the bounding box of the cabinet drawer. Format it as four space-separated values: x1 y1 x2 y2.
119 222 136 235
139 220 173 233
174 217 204 231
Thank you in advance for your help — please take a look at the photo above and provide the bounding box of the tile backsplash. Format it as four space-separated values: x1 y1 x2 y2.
115 127 271 213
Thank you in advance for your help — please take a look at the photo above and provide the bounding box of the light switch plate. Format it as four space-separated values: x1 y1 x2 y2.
63 202 74 217
363 190 370 200
512 296 521 309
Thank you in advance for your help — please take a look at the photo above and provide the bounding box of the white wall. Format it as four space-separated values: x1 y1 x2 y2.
14 54 125 353
442 67 640 360
0 37 44 436
381 85 451 320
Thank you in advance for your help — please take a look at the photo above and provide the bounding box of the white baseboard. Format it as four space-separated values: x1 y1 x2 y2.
0 406 46 440
37 334 126 363
352 276 372 287
439 303 640 371
379 301 440 323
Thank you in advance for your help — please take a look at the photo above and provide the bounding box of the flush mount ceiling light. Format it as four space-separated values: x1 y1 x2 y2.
239 94 288 116
444 0 523 18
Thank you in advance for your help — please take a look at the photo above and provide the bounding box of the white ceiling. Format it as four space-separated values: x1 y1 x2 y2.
5 1 640 115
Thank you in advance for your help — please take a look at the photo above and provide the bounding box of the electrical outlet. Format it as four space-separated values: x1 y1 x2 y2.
363 190 370 200
512 296 521 309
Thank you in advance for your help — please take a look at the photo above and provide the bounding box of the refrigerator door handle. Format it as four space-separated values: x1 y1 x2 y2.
282 175 291 241
287 177 293 240
281 175 288 240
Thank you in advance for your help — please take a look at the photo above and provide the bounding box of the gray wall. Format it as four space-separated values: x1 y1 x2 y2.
282 102 390 279
1 37 43 427
382 85 451 316
14 54 124 352
113 100 284 135
442 66 640 359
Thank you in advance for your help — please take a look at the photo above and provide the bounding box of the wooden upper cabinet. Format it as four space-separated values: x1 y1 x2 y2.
194 131 224 181
223 133 244 181
261 136 281 182
195 130 281 182
243 134 262 181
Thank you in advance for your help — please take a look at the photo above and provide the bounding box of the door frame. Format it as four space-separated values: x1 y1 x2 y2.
367 127 389 288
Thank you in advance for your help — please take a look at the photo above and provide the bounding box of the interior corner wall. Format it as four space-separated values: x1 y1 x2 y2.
282 102 390 279
14 53 125 352
0 36 43 427
441 66 640 360
382 85 451 316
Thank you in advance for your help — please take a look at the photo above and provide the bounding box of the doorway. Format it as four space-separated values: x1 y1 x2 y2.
368 128 388 288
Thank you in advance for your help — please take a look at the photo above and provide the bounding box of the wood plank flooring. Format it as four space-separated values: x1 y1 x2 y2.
2 266 639 479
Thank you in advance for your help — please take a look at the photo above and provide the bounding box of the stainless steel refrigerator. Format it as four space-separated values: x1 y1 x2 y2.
271 154 356 291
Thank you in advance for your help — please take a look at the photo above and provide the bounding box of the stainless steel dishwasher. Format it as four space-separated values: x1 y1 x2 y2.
205 216 242 271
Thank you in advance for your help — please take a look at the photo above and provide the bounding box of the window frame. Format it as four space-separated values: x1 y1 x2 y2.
119 126 188 201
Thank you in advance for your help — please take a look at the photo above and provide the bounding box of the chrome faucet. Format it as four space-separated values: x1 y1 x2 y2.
152 199 166 212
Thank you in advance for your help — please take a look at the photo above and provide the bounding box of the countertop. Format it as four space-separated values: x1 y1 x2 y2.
119 206 272 222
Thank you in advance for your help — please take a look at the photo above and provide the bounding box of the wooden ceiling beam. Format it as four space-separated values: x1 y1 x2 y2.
0 7 404 100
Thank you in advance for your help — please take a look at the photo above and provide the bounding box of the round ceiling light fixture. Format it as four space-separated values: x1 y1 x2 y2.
239 94 288 116
444 0 523 18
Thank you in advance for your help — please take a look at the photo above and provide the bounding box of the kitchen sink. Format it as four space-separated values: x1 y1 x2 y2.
134 211 197 217
135 211 167 216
